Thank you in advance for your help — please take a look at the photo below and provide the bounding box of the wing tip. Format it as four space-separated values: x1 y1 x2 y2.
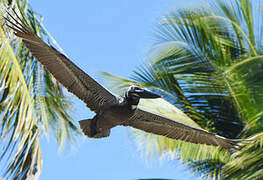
4 8 32 36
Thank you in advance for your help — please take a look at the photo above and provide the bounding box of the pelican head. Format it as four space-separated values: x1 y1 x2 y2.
125 86 161 110
125 86 161 99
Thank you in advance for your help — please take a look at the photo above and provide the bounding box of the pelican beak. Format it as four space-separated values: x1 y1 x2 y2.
133 89 161 99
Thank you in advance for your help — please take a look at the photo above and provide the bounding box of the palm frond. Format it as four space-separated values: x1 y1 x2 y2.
191 159 224 180
222 133 263 179
103 0 263 178
0 2 79 179
0 21 41 179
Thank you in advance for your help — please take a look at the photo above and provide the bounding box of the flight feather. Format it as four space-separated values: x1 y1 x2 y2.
5 11 116 113
129 108 242 149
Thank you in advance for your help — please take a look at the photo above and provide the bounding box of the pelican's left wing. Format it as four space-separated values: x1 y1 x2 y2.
5 12 116 113
128 108 242 149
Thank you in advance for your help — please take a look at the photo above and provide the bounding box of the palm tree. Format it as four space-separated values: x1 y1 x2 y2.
0 0 79 179
102 0 263 179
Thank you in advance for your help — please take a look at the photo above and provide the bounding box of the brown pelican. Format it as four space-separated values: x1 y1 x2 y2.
5 11 244 149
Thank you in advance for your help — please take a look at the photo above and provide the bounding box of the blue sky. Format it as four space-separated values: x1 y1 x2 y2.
28 0 201 180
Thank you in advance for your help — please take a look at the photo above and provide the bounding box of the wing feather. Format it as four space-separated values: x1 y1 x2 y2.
6 13 116 112
129 109 242 149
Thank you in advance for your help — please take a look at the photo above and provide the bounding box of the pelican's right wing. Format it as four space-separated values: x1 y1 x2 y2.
129 108 242 149
6 11 116 113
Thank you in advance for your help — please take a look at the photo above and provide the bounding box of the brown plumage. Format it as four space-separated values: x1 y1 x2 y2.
5 11 244 149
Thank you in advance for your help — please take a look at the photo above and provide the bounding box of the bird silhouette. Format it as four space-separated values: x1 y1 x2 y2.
5 10 244 149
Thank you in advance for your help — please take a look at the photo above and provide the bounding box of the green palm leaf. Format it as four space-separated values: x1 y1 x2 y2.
0 1 79 179
102 0 263 178
0 21 41 179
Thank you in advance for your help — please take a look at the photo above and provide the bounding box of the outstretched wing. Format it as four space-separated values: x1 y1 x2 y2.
5 11 116 113
129 108 242 149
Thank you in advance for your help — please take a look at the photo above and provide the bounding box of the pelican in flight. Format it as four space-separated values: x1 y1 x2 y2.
5 11 243 149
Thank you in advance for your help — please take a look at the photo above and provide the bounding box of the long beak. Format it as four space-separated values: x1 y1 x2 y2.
134 89 161 99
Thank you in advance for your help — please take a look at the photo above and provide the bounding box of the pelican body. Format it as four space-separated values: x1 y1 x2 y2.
6 11 245 149
79 86 161 138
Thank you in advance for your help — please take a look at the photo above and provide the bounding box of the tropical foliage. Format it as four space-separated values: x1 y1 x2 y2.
102 0 263 179
0 0 79 179
1 0 263 179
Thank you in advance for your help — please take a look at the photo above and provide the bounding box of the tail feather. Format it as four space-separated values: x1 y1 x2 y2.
79 119 93 137
79 119 110 138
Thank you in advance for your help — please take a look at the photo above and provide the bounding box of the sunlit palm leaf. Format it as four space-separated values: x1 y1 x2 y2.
191 159 224 180
223 133 263 179
0 20 41 179
103 0 263 178
0 1 79 179
152 10 246 138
